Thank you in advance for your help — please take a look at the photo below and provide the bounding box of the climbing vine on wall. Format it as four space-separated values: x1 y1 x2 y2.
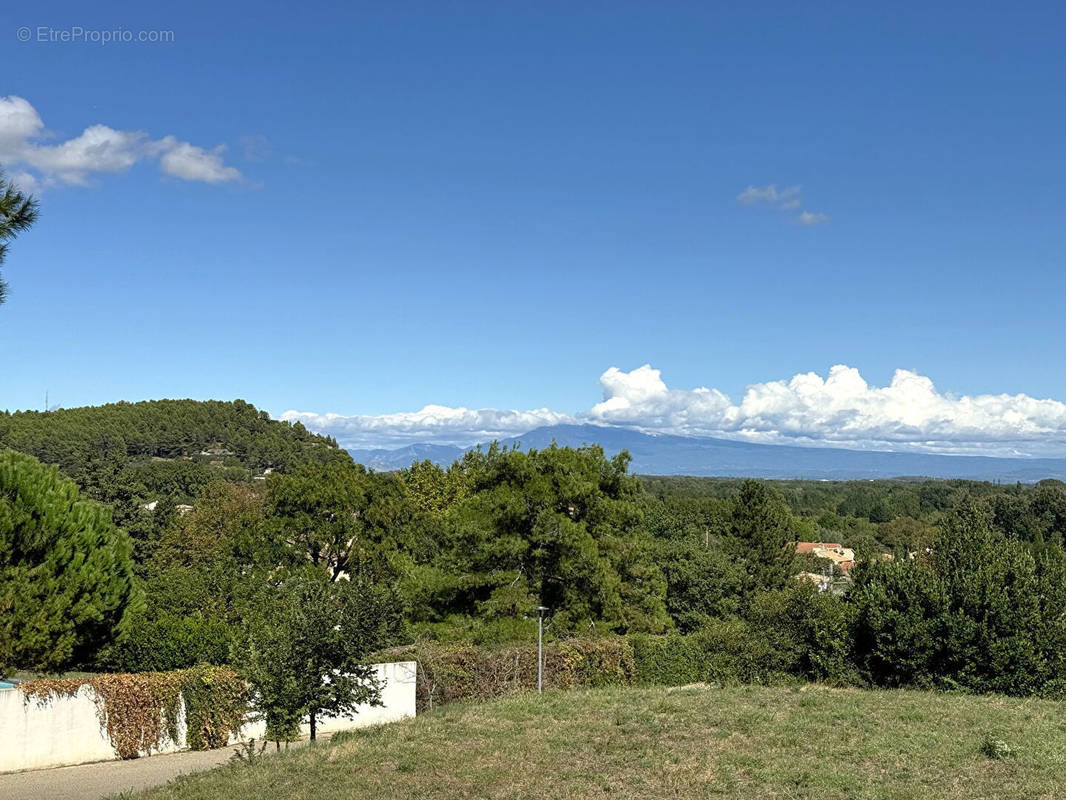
19 666 247 759
181 665 248 749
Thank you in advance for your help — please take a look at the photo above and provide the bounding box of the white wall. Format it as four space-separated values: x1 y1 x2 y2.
0 661 416 774
237 661 417 739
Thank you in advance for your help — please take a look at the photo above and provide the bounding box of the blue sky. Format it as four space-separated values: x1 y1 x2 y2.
3 2 1066 454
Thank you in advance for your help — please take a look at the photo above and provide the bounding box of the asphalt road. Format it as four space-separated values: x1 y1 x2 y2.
0 738 314 800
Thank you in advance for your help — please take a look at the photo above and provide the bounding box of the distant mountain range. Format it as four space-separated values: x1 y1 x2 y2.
347 424 1066 482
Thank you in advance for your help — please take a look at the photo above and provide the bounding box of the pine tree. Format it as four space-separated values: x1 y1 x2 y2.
0 449 137 673
728 480 796 594
0 172 39 307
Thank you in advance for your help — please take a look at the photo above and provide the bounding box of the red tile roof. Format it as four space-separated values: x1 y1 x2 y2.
796 541 842 554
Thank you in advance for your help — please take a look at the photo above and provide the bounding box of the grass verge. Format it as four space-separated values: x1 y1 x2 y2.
116 683 1066 799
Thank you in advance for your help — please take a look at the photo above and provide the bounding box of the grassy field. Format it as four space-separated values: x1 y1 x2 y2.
118 684 1066 800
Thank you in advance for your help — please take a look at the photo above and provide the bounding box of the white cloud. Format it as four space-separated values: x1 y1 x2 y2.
286 364 1066 457
9 170 39 194
0 96 45 146
588 364 1066 455
158 140 241 183
590 365 734 428
738 183 830 226
0 95 241 188
281 404 573 450
737 184 801 205
796 211 830 226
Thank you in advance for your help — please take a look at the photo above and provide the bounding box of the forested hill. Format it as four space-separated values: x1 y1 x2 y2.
0 399 351 506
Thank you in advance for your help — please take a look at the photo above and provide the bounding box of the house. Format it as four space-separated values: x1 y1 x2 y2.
796 542 857 574
796 541 841 554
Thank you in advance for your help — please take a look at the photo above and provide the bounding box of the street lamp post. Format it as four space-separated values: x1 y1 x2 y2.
535 605 548 694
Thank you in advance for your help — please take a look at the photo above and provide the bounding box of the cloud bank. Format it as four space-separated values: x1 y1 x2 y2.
0 96 241 189
285 405 573 450
282 365 1066 456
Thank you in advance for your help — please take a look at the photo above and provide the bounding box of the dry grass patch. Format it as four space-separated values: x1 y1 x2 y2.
116 684 1066 800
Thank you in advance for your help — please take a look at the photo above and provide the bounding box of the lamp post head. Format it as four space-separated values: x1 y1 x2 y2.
535 605 548 617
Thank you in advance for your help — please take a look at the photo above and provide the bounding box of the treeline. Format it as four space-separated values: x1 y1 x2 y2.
645 474 1066 551
0 399 351 562
8 399 1066 703
107 441 1066 698
0 399 346 482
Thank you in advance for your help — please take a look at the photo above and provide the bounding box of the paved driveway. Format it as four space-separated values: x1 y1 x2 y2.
0 738 315 800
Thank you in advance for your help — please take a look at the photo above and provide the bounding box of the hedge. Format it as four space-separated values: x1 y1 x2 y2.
378 637 636 711
378 628 812 712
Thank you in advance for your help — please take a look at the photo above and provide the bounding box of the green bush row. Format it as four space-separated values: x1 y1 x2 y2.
379 637 635 711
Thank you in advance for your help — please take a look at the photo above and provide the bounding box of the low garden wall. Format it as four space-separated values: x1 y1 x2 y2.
0 661 416 774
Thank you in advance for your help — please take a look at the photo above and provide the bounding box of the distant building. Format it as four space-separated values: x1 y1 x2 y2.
141 500 194 515
796 542 857 574
796 541 842 554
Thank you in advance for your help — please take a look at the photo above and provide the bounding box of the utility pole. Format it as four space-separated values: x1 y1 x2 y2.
536 605 548 694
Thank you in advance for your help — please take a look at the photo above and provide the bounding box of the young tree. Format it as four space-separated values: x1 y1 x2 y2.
0 172 39 307
239 569 401 741
0 449 137 673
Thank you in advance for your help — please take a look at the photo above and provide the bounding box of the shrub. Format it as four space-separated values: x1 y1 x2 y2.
379 637 635 711
629 633 705 686
850 557 947 688
850 501 1062 695
748 584 857 685
96 611 232 673
691 618 799 686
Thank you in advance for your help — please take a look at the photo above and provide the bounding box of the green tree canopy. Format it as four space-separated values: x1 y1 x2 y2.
266 463 415 583
725 480 797 596
850 499 1062 694
426 444 670 634
238 569 402 741
0 449 136 673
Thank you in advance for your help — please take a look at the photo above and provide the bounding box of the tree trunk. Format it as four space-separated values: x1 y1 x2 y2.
309 709 317 742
